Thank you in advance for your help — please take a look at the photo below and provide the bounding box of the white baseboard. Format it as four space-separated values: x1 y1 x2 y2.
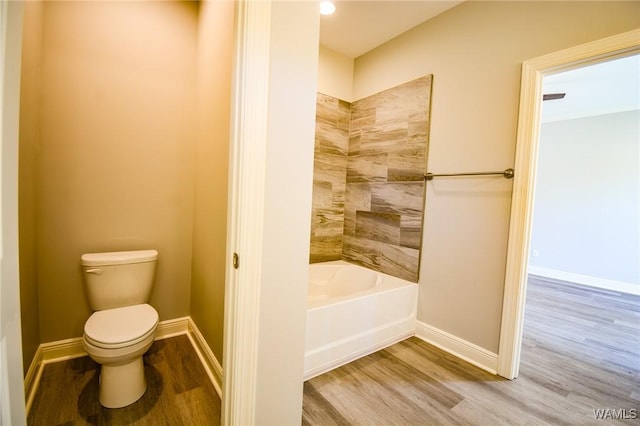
528 266 640 296
415 321 498 375
24 344 44 415
34 317 191 363
40 337 86 362
24 316 218 415
187 318 223 397
156 316 190 340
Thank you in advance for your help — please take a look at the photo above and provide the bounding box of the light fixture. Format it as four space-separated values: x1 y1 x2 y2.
320 1 336 16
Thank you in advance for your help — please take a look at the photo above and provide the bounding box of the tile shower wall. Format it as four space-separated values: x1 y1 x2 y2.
310 76 432 282
309 93 351 263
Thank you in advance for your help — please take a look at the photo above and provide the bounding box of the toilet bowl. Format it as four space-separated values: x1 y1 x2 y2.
83 304 158 408
81 250 159 408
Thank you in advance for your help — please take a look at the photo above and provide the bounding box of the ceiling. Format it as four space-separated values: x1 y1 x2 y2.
319 1 463 58
317 2 639 122
542 54 640 123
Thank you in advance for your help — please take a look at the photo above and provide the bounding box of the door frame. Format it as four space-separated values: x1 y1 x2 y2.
222 1 272 424
497 28 640 380
1 0 27 424
222 0 319 423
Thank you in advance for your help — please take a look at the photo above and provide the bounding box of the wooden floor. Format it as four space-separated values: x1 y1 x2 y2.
303 276 640 425
27 334 221 425
28 277 639 425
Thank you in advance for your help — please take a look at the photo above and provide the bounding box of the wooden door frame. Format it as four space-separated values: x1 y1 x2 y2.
497 28 640 380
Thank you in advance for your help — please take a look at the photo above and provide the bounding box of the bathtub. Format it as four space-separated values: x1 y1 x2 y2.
304 260 418 380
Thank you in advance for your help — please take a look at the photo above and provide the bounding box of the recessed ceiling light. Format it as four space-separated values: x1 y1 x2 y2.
320 1 336 16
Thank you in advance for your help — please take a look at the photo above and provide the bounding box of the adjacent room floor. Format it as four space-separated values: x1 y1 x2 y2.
28 276 639 425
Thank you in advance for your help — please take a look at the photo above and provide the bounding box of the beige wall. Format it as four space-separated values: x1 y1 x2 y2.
318 46 354 102
354 1 640 352
19 0 43 373
190 0 234 365
21 1 199 343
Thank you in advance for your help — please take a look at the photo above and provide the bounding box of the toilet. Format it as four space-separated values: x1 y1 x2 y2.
81 249 159 408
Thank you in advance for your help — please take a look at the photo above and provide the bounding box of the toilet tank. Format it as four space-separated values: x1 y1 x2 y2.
81 250 158 311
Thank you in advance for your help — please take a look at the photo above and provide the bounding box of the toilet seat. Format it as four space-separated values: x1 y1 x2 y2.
84 303 158 350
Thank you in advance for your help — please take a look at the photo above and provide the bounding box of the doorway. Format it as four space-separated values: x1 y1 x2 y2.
517 54 639 408
497 28 640 380
530 55 639 294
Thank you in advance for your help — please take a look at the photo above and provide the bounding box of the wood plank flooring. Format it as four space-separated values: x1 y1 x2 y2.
303 276 640 425
27 334 221 425
28 277 639 425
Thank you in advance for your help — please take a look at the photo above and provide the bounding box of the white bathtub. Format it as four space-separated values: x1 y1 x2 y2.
304 260 418 380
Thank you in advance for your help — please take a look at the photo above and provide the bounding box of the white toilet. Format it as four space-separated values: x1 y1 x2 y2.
81 249 159 408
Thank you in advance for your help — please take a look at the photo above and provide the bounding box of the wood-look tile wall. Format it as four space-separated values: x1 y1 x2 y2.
309 93 351 263
310 76 432 282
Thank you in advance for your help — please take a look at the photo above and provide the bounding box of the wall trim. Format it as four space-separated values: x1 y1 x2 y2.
24 336 87 415
187 318 223 397
24 345 43 415
415 321 498 375
40 337 86 362
528 266 640 296
156 316 190 340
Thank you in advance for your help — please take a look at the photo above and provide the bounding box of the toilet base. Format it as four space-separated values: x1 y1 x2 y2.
99 356 146 408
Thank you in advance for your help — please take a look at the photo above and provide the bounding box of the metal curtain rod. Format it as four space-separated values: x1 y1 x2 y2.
424 168 515 181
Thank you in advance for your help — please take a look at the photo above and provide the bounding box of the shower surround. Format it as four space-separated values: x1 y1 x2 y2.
310 76 432 282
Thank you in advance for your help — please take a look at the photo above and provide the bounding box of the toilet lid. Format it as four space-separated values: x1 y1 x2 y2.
84 304 158 348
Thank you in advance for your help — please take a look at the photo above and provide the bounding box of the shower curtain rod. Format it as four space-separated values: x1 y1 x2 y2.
424 168 515 181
